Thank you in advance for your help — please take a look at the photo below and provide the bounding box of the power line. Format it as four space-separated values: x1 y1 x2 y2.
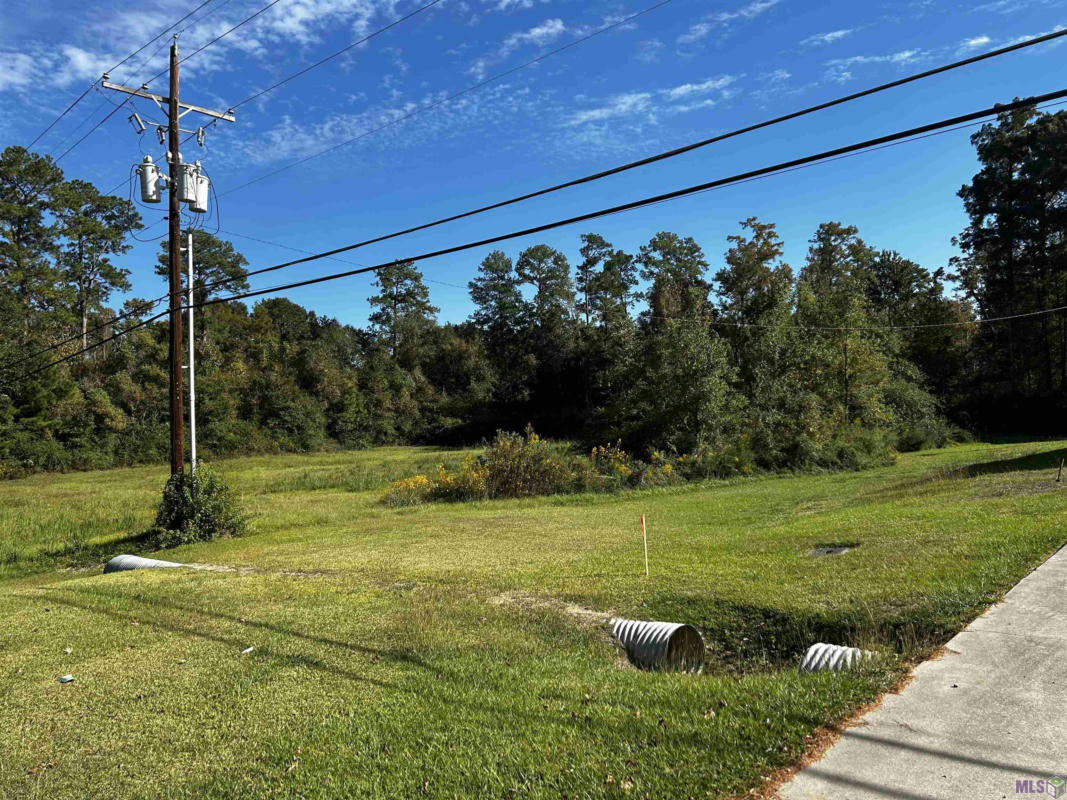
128 25 1067 244
10 88 1064 373
24 0 218 150
232 0 445 110
189 89 1067 309
54 96 132 164
221 18 1067 199
221 0 676 196
110 0 218 76
144 0 286 86
25 84 95 149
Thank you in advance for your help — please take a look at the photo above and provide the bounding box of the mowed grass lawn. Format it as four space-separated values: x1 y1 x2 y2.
0 441 1064 798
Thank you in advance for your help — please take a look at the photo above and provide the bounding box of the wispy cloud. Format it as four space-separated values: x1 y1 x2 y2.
800 28 854 47
566 92 653 126
973 0 1061 13
958 34 991 51
468 17 566 78
824 49 927 83
661 75 737 100
567 75 740 125
677 0 781 47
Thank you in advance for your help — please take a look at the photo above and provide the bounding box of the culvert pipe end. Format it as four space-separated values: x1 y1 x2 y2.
103 554 186 574
610 618 705 673
799 642 873 674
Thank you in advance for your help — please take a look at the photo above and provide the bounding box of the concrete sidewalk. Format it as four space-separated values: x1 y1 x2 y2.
779 545 1067 800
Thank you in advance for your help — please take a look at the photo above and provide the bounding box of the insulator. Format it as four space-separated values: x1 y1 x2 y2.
137 156 161 203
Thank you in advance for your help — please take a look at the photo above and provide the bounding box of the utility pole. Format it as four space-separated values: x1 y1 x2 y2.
104 35 234 476
186 232 197 474
167 39 185 476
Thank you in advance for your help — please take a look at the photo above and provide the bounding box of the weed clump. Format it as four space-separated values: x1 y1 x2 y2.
381 427 765 506
148 464 247 548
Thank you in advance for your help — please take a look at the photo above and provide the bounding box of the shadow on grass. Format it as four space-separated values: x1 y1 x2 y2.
59 582 440 674
871 447 1066 502
0 529 159 582
31 588 399 688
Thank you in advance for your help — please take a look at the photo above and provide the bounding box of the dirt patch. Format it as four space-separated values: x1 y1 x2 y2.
489 590 612 628
810 542 860 558
187 563 258 575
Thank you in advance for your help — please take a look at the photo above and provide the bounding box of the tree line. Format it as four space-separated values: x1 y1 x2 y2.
0 107 1063 476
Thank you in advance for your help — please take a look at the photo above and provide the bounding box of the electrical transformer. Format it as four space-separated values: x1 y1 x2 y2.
136 155 161 203
191 170 209 214
177 160 199 204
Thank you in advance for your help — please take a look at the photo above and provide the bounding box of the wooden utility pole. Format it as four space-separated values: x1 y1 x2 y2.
102 36 234 476
167 38 185 475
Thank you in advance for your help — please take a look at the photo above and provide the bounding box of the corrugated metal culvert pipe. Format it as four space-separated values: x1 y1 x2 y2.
103 554 185 574
610 618 705 672
798 642 872 674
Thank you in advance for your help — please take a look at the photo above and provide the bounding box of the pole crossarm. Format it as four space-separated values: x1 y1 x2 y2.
101 80 235 122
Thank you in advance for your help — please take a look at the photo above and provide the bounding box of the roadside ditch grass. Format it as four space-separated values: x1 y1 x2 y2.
0 440 1063 797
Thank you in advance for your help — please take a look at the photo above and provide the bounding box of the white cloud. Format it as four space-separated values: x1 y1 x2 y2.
678 0 780 46
762 68 791 83
800 29 854 47
671 98 718 114
0 0 408 97
469 17 566 78
1005 24 1066 45
567 76 740 125
973 0 1060 12
824 49 926 83
661 75 737 100
566 92 653 126
0 52 36 92
500 17 566 52
960 34 992 50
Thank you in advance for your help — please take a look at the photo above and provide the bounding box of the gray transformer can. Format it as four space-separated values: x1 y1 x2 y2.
191 170 209 214
177 161 199 204
137 156 161 203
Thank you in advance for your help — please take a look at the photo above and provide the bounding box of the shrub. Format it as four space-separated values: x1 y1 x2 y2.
481 426 577 498
149 463 248 548
589 441 634 490
429 456 489 502
382 474 433 507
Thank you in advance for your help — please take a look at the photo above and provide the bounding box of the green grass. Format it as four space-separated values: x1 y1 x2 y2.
0 440 1064 798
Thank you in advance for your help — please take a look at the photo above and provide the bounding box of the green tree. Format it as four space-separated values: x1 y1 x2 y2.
607 319 741 454
637 231 710 324
714 218 803 465
53 179 141 351
796 222 892 429
367 260 437 367
953 107 1067 427
155 231 249 307
0 146 66 324
515 244 574 330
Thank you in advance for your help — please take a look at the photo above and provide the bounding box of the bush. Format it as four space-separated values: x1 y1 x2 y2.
481 426 577 498
382 474 433 507
895 418 973 452
429 456 488 502
149 463 248 548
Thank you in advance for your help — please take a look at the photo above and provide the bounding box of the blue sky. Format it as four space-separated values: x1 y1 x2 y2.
2 0 1066 326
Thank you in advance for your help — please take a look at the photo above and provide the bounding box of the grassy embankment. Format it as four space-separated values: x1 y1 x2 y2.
0 440 1063 798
